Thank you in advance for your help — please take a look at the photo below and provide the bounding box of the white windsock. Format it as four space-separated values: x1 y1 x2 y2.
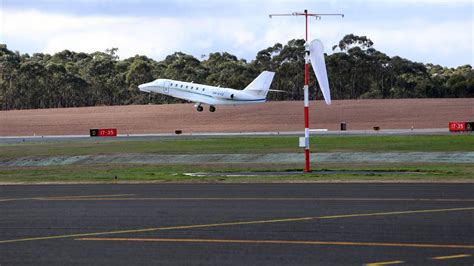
309 39 331 105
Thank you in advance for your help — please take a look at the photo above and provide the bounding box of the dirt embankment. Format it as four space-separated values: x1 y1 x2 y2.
0 99 472 136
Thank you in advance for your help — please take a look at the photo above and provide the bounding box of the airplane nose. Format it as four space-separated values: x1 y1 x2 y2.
138 82 152 92
139 79 163 92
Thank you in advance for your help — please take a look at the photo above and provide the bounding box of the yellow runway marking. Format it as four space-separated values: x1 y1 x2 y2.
365 260 404 266
1 206 473 244
0 217 314 244
431 254 471 260
36 197 474 202
316 207 474 219
40 194 135 199
0 194 134 202
75 237 474 249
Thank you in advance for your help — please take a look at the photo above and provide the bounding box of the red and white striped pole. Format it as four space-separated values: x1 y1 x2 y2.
269 10 343 173
303 10 311 172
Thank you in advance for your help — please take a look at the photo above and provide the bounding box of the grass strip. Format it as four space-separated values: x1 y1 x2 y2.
0 135 473 159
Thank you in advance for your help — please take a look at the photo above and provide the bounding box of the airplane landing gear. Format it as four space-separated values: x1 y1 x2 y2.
209 106 216 112
196 105 203 112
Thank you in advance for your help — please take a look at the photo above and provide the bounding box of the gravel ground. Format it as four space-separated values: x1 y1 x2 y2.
1 152 473 167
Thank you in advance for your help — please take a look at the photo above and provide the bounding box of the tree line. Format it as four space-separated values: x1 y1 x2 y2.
0 34 472 110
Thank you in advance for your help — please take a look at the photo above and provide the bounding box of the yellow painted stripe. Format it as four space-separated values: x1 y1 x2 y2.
75 237 474 249
36 197 474 202
39 194 135 200
365 260 404 266
0 198 34 202
63 194 134 198
1 206 473 244
431 254 471 260
0 217 313 244
0 194 134 202
317 207 474 219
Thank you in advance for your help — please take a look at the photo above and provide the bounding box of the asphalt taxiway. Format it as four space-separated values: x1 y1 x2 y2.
1 183 473 265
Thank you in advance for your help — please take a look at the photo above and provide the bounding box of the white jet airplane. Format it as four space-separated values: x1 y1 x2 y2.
138 71 275 112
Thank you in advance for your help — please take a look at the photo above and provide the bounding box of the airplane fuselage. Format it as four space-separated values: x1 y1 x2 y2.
139 71 275 112
139 79 266 106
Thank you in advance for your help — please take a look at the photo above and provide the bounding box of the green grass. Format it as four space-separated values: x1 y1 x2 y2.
1 135 472 183
0 163 472 183
0 135 473 159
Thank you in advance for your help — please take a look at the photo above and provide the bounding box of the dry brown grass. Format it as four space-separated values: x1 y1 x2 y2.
0 99 472 136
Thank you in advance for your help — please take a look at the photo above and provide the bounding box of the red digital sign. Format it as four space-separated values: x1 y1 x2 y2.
449 122 465 132
98 128 117 137
90 128 117 137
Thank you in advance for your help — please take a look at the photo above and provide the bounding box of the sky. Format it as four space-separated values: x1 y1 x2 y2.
0 0 472 68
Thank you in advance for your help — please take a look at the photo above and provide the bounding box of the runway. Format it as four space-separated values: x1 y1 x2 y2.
1 184 473 265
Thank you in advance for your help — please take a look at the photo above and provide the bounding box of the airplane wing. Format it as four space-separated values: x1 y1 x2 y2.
175 92 220 106
191 96 219 105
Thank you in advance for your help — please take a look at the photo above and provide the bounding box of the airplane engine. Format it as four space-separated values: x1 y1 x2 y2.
212 89 235 100
214 91 255 101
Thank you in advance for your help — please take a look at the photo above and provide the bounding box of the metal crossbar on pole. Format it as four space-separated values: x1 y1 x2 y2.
269 9 343 172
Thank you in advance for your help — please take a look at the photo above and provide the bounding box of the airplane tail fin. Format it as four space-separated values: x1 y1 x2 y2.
243 71 275 98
